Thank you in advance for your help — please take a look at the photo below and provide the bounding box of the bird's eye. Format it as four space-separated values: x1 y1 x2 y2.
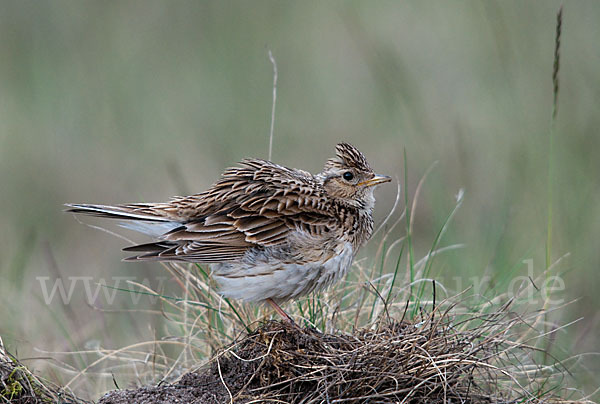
343 171 354 181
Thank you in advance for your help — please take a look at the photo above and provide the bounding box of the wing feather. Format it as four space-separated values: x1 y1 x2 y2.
73 159 338 262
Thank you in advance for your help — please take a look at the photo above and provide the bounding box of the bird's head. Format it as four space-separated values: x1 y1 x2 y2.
319 143 391 210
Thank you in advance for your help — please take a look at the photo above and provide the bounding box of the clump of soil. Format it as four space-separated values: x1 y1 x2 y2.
97 316 565 404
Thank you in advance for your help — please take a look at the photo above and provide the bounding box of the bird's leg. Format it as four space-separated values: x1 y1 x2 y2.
266 298 295 325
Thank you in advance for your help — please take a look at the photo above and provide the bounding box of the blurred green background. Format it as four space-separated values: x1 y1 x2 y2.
0 0 598 399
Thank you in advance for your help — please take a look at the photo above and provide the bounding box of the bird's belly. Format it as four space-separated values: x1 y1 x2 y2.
211 242 354 303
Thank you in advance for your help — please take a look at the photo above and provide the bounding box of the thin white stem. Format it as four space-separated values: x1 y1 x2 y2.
267 49 278 161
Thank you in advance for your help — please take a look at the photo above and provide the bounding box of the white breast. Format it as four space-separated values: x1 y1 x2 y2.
211 242 354 303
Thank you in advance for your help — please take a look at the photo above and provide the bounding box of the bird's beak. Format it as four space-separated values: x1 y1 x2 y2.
358 174 392 187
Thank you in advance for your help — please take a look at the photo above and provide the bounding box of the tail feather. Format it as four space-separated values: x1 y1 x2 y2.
122 241 174 252
65 203 181 237
122 241 189 262
66 203 247 262
64 203 167 221
118 221 182 238
122 242 178 262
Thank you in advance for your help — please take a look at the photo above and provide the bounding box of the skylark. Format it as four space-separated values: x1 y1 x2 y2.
66 143 391 321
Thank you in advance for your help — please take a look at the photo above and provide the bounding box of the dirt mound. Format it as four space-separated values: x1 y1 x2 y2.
98 317 554 404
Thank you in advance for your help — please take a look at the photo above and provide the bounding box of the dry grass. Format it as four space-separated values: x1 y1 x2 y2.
204 307 578 404
0 339 84 404
96 294 593 404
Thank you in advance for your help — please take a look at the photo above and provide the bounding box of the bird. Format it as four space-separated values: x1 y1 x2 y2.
66 142 391 322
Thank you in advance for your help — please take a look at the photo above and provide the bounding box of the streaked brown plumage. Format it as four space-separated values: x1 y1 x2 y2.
66 143 391 320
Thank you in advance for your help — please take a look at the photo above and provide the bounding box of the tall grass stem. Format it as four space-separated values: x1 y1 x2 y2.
267 49 278 161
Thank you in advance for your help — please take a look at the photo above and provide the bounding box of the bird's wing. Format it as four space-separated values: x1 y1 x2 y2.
70 159 338 262
141 159 338 262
